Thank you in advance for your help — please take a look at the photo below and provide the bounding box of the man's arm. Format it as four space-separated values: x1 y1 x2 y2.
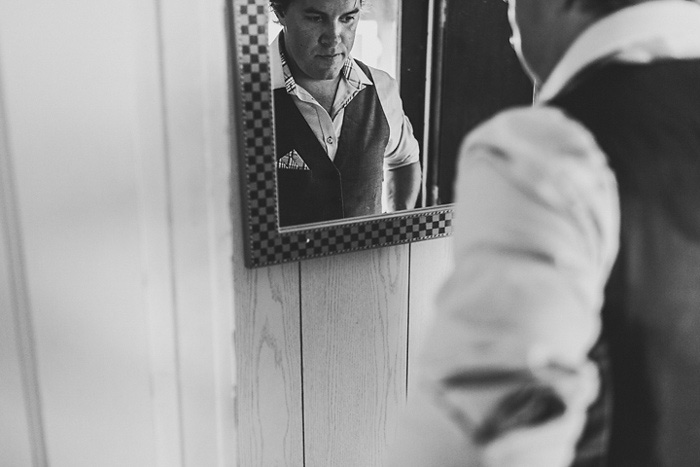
370 66 421 211
387 107 619 466
383 161 422 212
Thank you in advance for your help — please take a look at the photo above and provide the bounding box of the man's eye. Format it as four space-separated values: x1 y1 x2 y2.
340 15 356 23
306 15 323 22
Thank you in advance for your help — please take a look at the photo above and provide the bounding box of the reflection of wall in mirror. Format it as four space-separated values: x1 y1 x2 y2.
432 0 533 205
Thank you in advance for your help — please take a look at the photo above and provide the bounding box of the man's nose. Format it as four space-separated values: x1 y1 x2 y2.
320 21 342 47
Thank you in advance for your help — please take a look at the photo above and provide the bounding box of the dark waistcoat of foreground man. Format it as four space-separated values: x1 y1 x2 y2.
552 59 700 467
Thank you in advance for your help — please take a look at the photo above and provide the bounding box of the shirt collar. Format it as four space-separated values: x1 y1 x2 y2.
270 32 373 96
539 0 700 102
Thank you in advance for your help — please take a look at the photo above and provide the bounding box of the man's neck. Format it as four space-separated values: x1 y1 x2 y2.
296 74 342 116
278 31 344 115
536 4 601 83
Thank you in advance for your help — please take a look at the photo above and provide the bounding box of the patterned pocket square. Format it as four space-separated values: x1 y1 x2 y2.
277 150 310 170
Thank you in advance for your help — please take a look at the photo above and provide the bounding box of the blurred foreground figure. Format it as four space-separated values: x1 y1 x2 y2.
387 0 700 465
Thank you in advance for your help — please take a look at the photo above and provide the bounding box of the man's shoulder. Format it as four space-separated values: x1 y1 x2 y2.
462 106 605 167
359 61 395 82
457 106 617 232
352 59 397 90
353 60 402 114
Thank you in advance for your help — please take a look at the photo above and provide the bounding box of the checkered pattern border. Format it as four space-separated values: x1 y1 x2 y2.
233 0 453 268
251 209 453 267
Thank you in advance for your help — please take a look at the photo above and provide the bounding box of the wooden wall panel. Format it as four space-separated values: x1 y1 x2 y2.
300 246 410 467
407 237 453 384
233 264 305 467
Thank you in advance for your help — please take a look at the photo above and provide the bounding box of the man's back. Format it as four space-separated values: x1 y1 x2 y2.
552 59 700 466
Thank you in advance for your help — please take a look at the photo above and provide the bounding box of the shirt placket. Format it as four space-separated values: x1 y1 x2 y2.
293 87 339 160
282 51 367 162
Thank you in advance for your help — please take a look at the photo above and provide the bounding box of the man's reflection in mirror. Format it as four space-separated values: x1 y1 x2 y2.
269 0 422 227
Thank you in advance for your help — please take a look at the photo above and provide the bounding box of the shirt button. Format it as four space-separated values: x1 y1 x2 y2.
326 136 334 144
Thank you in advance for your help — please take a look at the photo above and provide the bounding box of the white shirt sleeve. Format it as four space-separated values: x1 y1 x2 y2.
387 106 619 467
372 67 421 170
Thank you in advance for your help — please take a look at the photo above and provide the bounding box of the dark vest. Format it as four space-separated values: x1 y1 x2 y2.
551 59 700 467
274 61 390 227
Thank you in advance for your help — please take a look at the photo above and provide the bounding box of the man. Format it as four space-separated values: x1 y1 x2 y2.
388 0 700 466
269 0 421 227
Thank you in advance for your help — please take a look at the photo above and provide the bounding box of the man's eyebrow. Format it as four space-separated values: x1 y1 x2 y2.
302 7 361 16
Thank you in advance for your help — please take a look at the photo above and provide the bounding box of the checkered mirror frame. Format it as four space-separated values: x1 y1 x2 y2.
231 0 453 268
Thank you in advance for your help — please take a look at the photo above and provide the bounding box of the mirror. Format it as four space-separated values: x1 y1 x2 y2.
230 0 532 267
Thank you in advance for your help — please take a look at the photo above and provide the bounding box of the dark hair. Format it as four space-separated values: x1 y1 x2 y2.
269 0 291 16
270 0 367 17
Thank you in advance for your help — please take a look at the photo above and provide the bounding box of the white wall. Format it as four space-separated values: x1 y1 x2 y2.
0 1 236 465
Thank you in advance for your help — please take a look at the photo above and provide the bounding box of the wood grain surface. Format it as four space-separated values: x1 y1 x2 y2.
407 236 453 385
235 262 305 467
300 246 410 467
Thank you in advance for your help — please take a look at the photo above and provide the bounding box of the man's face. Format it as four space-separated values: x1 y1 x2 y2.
278 0 362 81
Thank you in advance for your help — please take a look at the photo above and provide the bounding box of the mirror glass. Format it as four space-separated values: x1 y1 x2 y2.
268 0 419 229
